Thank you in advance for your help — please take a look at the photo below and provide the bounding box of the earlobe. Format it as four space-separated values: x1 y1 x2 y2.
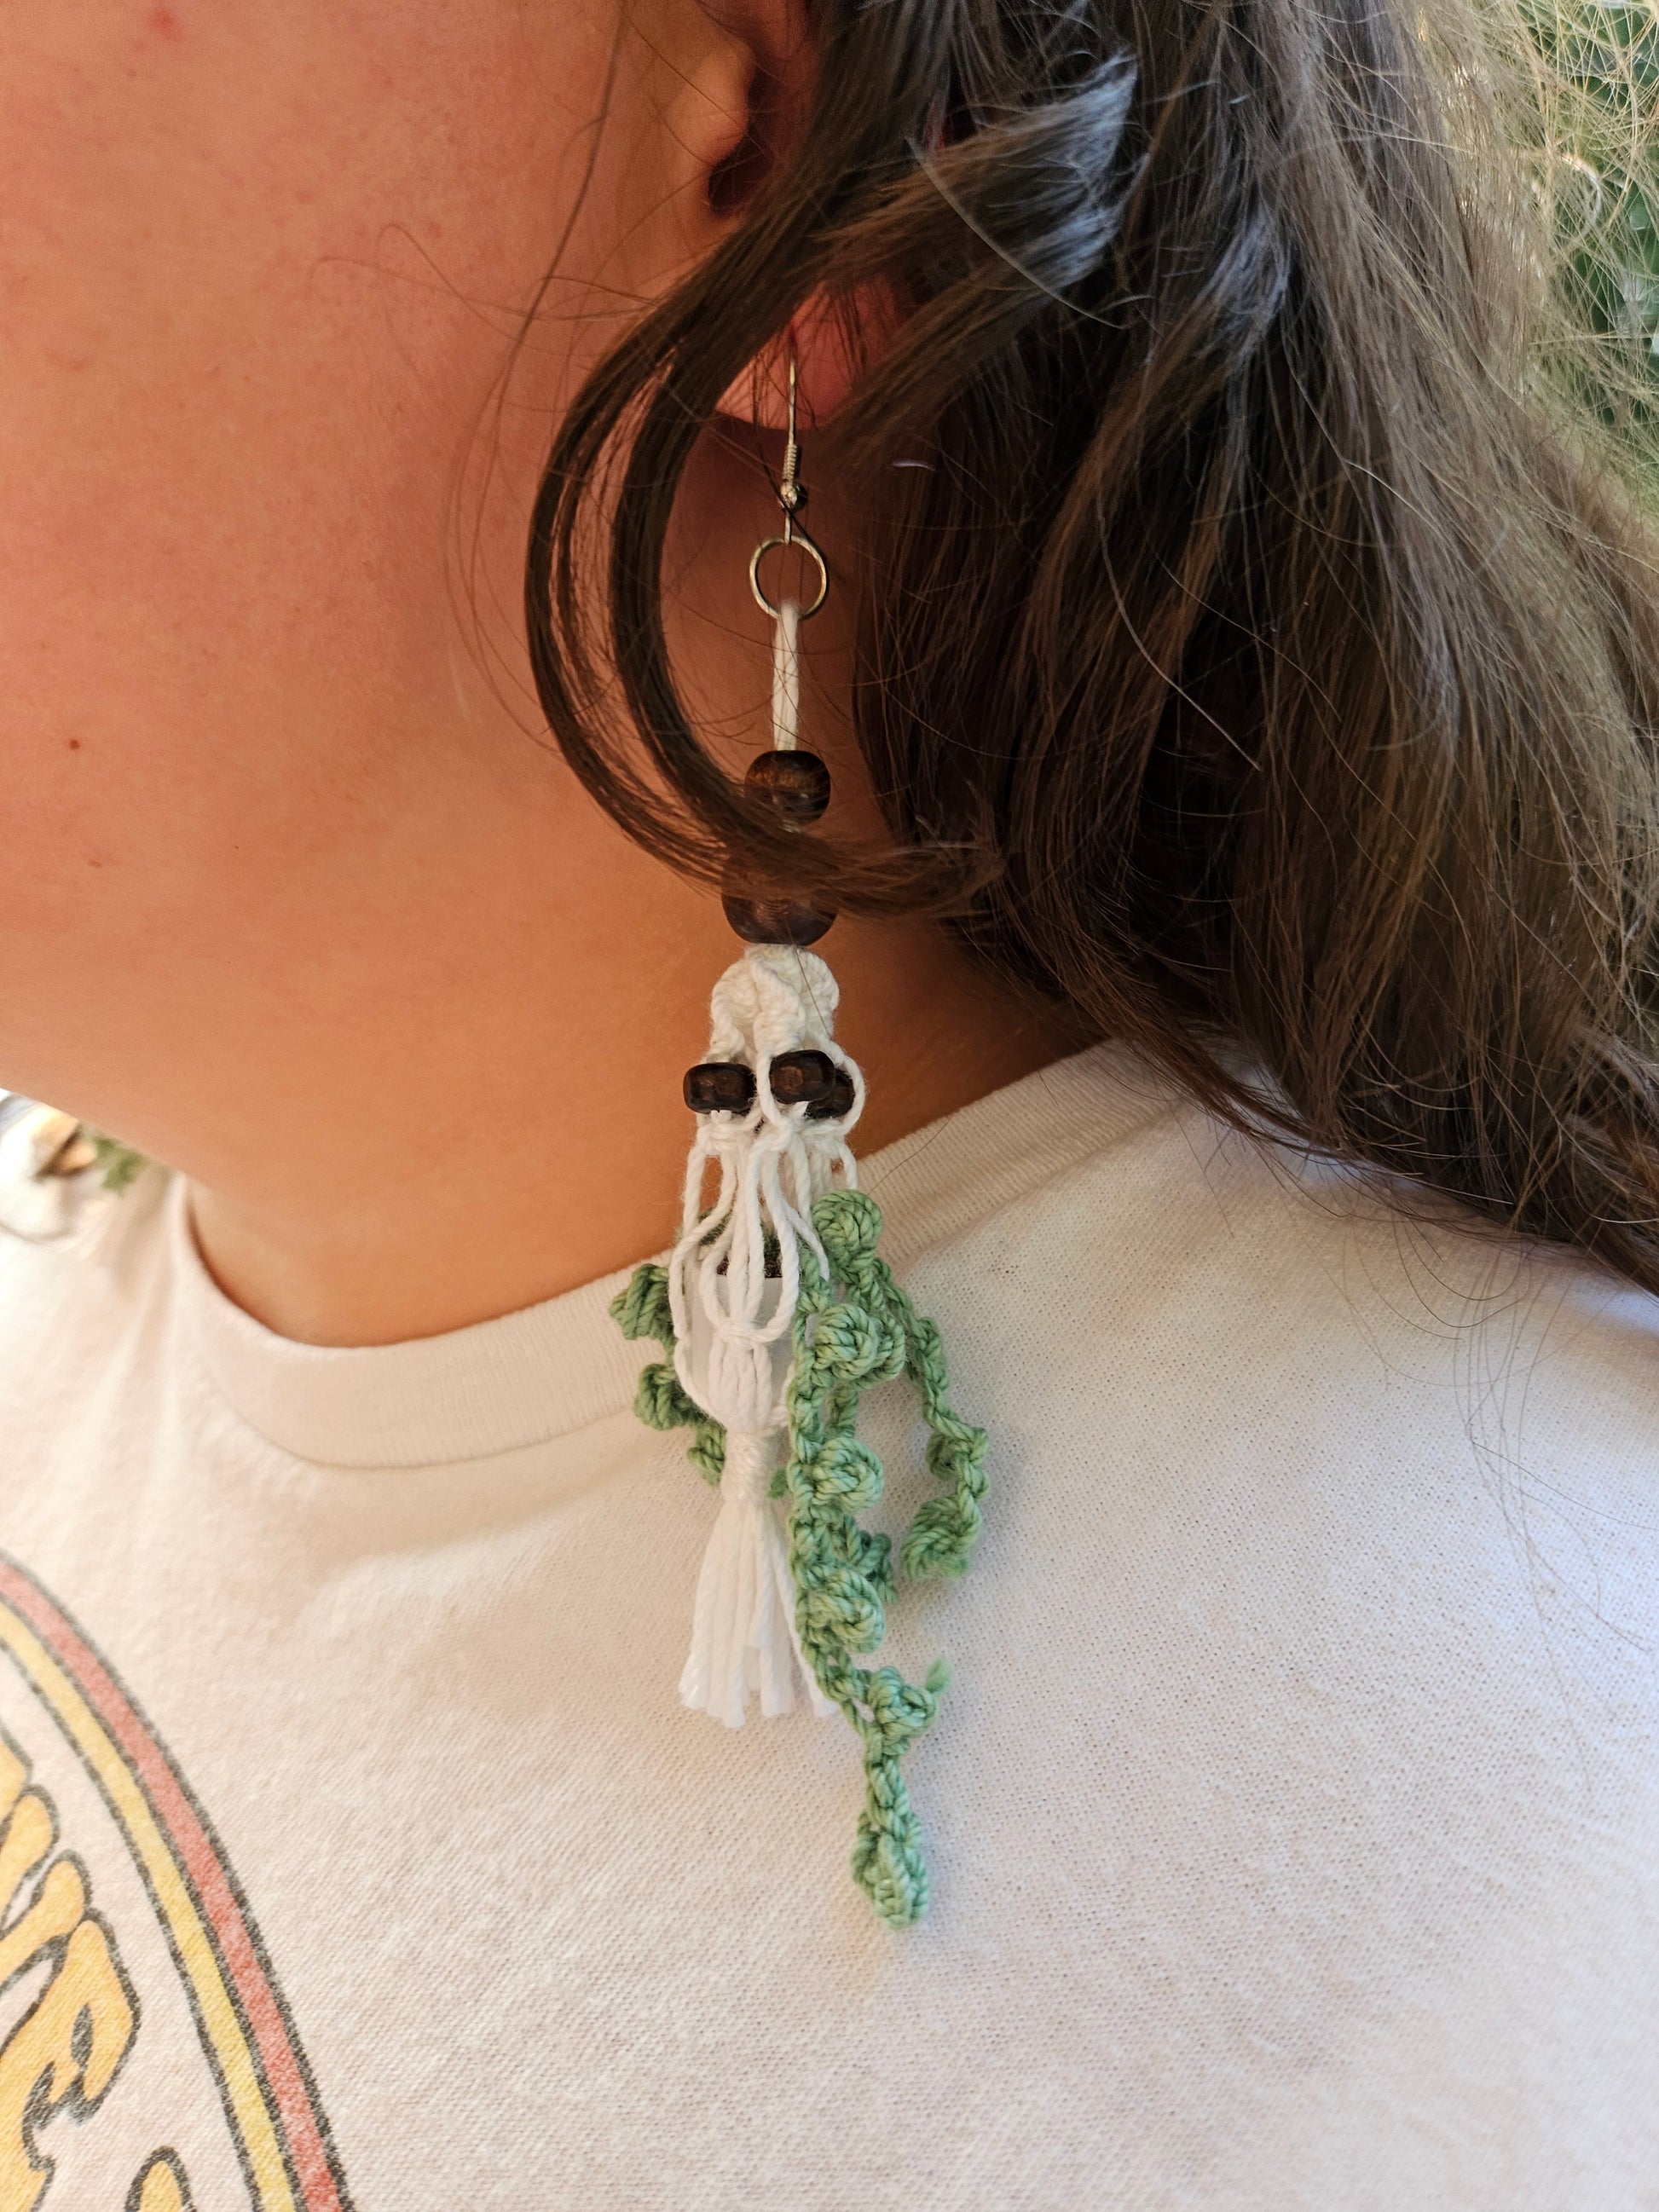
718 283 903 430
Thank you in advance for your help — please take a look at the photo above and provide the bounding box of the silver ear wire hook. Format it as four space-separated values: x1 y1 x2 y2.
778 358 803 533
749 354 829 620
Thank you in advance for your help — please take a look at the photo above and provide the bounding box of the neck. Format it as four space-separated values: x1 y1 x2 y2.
73 436 1076 1347
185 880 1067 1347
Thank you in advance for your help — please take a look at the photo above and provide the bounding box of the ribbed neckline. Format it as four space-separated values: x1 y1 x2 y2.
174 1042 1170 1470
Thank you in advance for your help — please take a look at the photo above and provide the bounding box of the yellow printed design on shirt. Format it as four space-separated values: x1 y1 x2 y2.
0 1552 353 2210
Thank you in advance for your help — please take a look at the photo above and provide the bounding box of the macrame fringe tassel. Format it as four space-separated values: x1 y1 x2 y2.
678 1428 835 1725
668 943 856 1724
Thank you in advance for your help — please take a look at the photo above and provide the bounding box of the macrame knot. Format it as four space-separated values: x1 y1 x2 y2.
709 944 839 1068
703 1330 780 1435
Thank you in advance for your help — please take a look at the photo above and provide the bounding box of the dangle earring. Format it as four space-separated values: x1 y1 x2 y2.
610 358 990 1928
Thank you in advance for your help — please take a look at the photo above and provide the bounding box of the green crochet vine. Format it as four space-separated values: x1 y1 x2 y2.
611 1186 988 1926
610 1260 725 1483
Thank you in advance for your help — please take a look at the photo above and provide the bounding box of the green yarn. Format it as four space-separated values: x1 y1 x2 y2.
782 1188 987 1926
609 1262 725 1483
612 1189 989 1928
611 1260 673 1344
811 1191 988 1584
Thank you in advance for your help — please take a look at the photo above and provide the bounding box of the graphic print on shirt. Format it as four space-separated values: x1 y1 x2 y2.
0 1551 352 2212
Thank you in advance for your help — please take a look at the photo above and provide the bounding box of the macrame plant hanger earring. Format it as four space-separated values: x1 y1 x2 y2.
610 355 990 1927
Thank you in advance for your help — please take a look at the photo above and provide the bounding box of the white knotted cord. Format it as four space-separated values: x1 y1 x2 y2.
770 597 801 753
676 1429 833 1724
670 946 863 1724
671 591 865 1724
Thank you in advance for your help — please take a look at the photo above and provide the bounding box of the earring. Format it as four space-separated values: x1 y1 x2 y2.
610 357 989 1928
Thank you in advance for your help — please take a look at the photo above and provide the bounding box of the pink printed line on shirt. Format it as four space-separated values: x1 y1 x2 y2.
0 1552 350 2212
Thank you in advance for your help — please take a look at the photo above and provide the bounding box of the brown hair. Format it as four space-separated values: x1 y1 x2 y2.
525 0 1659 1292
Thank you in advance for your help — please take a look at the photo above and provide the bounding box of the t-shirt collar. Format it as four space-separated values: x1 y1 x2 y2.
172 1042 1156 1470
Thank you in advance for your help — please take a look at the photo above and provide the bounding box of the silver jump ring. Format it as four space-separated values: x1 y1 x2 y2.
749 531 829 621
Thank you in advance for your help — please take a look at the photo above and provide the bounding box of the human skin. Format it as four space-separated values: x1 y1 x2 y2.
0 1 1067 1343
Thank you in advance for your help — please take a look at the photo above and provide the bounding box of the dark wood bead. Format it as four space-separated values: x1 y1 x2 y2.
746 749 831 825
721 887 835 946
807 1066 858 1122
684 1060 756 1114
769 1049 838 1109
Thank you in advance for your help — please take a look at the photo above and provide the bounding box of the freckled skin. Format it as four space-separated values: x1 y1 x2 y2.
0 0 749 1133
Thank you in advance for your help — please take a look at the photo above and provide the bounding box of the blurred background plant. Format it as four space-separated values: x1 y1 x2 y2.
1521 0 1659 486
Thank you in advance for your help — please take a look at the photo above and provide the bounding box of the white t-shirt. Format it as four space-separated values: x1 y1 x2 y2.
0 1044 1653 2212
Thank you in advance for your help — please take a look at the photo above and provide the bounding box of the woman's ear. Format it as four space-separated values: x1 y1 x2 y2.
689 0 899 430
631 0 761 274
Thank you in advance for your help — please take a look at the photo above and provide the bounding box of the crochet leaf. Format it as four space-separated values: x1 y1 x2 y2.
609 1264 725 1484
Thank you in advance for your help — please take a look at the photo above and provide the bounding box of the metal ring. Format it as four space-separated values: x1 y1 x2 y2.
749 530 829 621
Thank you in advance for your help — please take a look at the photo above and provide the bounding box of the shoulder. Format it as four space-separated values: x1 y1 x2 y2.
865 1054 1659 2172
876 1044 1659 1496
870 1043 1659 1851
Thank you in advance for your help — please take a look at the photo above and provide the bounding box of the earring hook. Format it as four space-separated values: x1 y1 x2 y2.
779 358 802 540
749 350 829 621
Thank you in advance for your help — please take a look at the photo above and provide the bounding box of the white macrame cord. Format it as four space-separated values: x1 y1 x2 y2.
670 939 864 1724
670 589 868 1724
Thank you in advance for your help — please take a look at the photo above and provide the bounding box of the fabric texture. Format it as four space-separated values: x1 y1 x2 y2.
0 1043 1654 2209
